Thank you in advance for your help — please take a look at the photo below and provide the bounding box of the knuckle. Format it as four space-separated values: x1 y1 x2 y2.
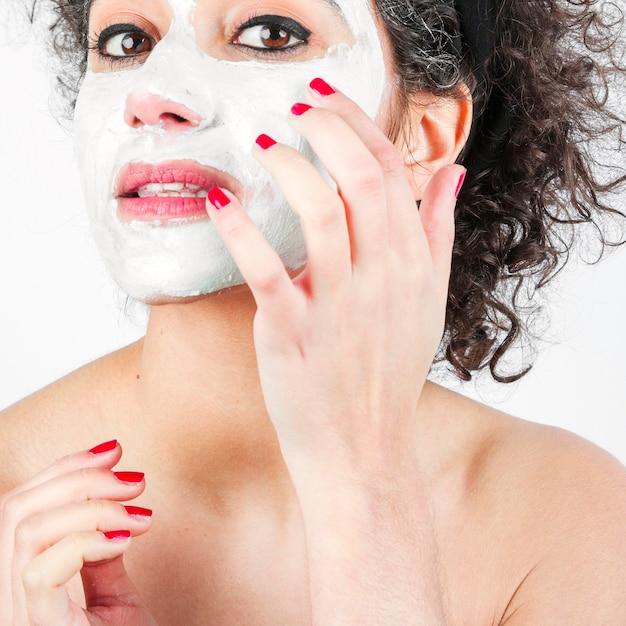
0 490 24 529
21 561 46 592
14 515 40 551
376 143 404 177
220 214 250 243
349 159 385 197
252 261 286 295
307 195 344 229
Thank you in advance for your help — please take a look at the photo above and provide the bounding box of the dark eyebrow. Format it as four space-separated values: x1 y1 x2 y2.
87 0 349 28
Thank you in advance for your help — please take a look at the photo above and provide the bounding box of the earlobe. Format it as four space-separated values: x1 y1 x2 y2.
399 90 473 200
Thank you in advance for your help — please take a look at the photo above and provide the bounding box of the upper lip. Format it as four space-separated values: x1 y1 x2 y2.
115 160 242 199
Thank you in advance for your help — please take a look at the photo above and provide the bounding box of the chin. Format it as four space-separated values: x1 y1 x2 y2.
143 282 253 306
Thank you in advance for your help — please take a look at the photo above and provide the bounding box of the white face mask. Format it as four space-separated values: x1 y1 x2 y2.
74 0 387 302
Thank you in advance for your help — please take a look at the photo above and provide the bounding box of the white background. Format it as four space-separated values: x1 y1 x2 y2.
1 8 625 463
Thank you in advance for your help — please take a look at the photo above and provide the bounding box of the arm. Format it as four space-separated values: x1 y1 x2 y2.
207 79 464 624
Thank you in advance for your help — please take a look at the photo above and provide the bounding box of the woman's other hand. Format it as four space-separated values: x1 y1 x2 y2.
0 441 156 625
207 78 464 623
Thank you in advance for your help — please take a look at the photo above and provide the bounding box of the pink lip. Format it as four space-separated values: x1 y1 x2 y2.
115 160 241 222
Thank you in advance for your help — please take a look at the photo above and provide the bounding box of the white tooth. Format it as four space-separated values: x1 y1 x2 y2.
137 182 206 198
197 190 208 198
138 183 161 197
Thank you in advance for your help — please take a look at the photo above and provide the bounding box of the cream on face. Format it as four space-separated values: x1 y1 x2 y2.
74 0 387 301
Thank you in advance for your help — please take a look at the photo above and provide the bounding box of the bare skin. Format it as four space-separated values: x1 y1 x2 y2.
1 1 625 622
1 289 626 625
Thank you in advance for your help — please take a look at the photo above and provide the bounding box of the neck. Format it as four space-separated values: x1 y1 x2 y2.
117 287 467 503
125 287 290 500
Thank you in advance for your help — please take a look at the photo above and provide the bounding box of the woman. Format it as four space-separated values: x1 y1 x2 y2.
1 0 626 623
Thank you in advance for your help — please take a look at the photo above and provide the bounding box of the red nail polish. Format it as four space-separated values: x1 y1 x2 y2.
256 134 277 150
125 505 153 518
89 440 118 455
310 78 335 96
455 169 467 198
208 187 231 210
291 102 312 116
104 530 131 541
114 471 145 484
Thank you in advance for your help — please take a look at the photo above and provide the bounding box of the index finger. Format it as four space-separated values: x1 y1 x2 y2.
3 441 122 498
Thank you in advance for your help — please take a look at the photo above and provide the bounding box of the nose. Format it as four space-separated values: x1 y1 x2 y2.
124 92 202 131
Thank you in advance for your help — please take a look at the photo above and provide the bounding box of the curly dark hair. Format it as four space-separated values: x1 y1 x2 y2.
41 0 626 382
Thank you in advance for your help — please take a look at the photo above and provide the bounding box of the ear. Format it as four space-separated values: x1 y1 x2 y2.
398 89 472 200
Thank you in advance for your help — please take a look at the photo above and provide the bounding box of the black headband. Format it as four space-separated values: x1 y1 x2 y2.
454 0 512 176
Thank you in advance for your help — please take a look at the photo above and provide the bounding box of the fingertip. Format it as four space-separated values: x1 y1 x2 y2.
439 164 467 198
89 439 119 456
454 166 467 198
103 529 131 542
207 186 233 211
255 133 277 151
309 77 337 98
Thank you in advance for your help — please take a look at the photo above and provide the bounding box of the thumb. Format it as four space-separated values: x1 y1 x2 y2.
81 555 143 609
81 556 156 626
418 164 466 311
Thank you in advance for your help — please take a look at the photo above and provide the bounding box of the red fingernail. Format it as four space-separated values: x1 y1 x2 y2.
256 133 277 150
89 440 118 455
104 530 131 541
310 78 335 96
455 169 467 198
291 102 312 116
114 471 145 484
207 187 231 210
125 505 153 518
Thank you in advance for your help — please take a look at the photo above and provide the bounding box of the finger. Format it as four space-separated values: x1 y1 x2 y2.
81 555 146 614
0 442 124 625
13 500 152 566
6 472 144 626
205 187 303 321
306 79 423 260
287 103 390 271
417 165 465 310
3 468 146 534
3 440 122 499
22 530 133 625
252 135 352 296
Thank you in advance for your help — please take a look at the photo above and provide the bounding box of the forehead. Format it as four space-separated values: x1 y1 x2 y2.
86 0 375 33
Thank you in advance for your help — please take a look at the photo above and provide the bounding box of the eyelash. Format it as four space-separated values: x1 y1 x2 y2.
89 14 312 66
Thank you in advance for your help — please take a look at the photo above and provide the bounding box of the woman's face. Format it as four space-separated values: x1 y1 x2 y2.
75 0 388 302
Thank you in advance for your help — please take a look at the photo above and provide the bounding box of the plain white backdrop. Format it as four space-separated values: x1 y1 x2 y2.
1 9 625 463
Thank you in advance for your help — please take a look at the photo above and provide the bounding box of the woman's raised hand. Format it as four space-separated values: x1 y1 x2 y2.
206 78 463 622
206 78 463 470
208 80 465 626
0 441 156 625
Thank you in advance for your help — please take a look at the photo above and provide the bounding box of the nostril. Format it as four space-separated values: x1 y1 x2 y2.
124 92 202 131
161 112 198 127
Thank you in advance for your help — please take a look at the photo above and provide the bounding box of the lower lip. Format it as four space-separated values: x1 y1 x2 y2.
117 196 210 223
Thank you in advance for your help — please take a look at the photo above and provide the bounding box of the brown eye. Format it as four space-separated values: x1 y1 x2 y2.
258 25 291 49
104 31 153 56
120 33 152 55
234 17 310 53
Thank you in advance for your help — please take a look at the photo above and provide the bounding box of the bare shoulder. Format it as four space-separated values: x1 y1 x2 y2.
0 341 142 493
498 420 626 623
444 387 626 623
